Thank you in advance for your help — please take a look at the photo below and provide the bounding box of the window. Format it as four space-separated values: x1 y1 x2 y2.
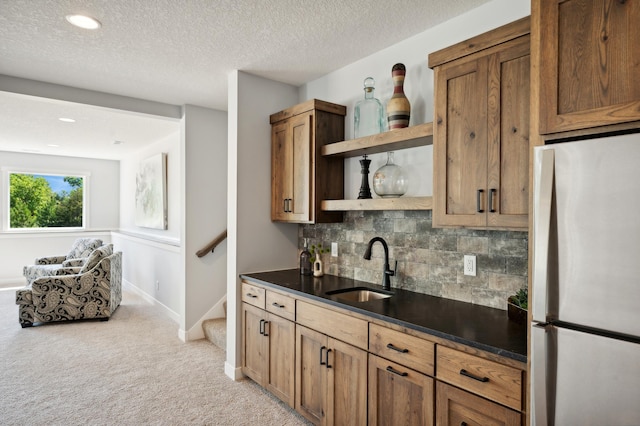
6 172 87 230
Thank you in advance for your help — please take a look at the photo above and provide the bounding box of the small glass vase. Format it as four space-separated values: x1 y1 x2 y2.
354 77 385 138
373 152 409 198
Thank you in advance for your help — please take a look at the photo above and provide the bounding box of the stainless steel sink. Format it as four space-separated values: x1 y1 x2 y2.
325 287 394 302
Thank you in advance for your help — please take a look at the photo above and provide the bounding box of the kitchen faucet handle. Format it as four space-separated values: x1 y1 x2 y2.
386 260 397 276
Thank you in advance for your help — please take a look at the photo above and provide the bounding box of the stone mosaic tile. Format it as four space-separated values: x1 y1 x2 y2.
300 210 528 310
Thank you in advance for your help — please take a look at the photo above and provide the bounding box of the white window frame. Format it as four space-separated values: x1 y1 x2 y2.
1 167 91 232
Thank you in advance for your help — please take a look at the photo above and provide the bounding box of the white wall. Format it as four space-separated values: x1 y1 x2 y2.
182 105 228 336
117 105 228 336
119 132 181 241
0 151 119 285
300 0 530 200
226 70 299 379
116 131 182 314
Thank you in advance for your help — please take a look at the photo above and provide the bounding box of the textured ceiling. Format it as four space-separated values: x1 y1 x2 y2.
0 0 490 159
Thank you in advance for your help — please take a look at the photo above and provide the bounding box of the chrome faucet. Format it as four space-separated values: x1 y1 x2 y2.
363 237 396 291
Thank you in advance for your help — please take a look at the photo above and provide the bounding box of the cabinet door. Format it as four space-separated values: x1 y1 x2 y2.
433 56 489 228
368 354 434 426
325 338 367 426
296 325 327 425
271 114 312 223
265 312 295 408
241 303 267 385
486 36 530 229
271 121 292 222
436 381 520 426
536 0 640 134
288 113 312 222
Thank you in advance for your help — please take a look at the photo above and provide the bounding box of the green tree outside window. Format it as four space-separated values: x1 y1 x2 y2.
9 173 84 228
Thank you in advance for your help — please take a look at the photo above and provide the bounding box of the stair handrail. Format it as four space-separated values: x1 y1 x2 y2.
196 229 228 258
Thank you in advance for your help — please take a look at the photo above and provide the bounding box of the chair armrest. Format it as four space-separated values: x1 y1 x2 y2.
55 267 81 275
62 258 86 267
35 255 66 265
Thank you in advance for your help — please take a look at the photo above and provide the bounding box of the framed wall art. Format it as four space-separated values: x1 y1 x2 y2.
135 153 167 230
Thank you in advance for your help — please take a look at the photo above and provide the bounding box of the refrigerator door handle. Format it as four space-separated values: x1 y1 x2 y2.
532 324 550 426
533 148 555 323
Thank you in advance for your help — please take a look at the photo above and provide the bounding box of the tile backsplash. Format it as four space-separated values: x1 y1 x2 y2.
300 210 528 310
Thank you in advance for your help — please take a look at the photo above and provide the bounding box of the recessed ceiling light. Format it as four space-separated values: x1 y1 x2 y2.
65 14 102 30
47 144 60 147
59 117 76 123
112 140 125 145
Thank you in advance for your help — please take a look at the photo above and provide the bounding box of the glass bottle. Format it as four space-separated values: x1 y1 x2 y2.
354 77 385 138
300 238 312 275
373 152 409 198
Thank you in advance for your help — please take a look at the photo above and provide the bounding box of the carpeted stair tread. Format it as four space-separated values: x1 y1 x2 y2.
202 317 226 351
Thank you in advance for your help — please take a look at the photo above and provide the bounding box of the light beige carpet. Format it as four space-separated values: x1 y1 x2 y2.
0 286 310 426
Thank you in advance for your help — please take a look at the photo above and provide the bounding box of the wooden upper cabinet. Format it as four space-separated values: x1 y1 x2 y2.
535 0 640 134
270 99 346 224
429 18 530 230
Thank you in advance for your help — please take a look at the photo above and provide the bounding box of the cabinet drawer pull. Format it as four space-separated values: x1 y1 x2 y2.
263 321 269 337
386 343 409 353
259 319 265 335
476 189 485 213
460 369 489 383
325 348 332 369
386 366 408 377
272 302 285 309
320 346 326 366
246 293 258 298
489 188 496 213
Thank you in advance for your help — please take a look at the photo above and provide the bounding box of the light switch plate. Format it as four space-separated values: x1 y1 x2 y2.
331 242 338 257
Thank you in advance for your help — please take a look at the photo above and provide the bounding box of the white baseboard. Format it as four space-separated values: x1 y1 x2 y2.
182 294 227 342
123 280 180 324
225 362 244 381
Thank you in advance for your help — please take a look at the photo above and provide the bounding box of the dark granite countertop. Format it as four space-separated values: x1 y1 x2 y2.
240 269 527 363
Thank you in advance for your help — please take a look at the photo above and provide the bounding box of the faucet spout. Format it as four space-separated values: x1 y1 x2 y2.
363 237 395 291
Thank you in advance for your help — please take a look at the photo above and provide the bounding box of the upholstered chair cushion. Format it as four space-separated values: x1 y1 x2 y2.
66 238 103 261
80 244 114 274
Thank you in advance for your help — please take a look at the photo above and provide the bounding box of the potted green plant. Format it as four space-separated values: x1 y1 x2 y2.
507 287 528 324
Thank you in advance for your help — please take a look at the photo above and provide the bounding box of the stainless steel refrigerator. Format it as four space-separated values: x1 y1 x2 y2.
532 134 640 425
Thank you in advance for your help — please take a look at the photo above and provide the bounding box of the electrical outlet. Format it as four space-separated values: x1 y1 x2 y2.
331 242 338 257
464 255 476 276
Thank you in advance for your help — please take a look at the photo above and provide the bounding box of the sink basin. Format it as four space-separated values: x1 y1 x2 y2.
325 287 394 302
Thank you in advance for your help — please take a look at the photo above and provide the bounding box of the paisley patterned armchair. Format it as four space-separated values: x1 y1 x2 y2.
16 244 122 328
22 238 104 285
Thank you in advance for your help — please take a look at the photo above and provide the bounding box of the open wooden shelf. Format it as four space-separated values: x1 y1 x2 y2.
321 122 434 158
320 123 434 212
321 196 432 212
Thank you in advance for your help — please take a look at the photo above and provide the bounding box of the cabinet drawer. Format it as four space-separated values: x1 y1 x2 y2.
436 381 521 426
369 323 435 376
266 291 295 321
241 282 265 308
296 300 368 350
436 345 523 411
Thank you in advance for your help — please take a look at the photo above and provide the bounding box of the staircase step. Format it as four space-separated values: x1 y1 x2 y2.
202 318 226 351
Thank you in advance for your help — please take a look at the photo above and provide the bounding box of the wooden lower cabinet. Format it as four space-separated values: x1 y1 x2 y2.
295 324 367 426
436 381 521 426
241 303 295 407
368 354 434 426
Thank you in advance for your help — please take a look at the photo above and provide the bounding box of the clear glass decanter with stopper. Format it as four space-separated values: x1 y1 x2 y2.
373 151 409 198
354 77 385 138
